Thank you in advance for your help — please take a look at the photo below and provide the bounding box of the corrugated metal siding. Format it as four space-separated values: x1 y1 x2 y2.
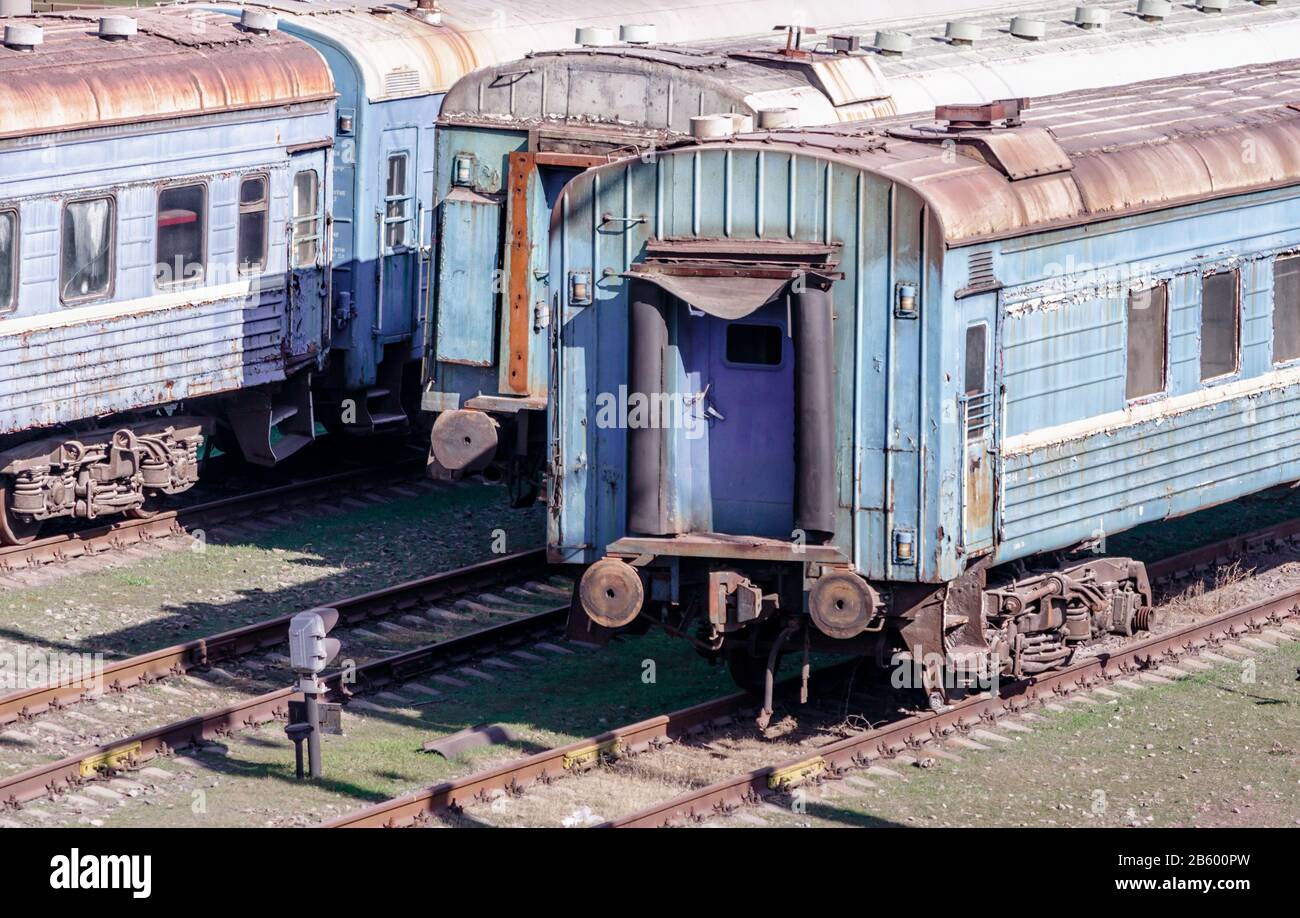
0 284 283 433
1000 378 1300 557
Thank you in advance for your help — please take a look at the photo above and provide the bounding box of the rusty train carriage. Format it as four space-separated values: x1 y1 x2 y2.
0 8 336 543
422 0 1300 492
550 62 1300 712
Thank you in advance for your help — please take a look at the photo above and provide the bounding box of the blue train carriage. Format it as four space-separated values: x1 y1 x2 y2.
549 62 1300 717
421 0 1300 496
0 7 335 543
222 0 900 449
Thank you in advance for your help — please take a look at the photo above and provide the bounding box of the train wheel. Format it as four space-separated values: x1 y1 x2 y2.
0 482 40 546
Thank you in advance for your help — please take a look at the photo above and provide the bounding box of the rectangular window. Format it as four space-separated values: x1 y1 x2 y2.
292 170 320 268
385 154 409 249
155 184 206 287
1126 284 1167 400
0 209 15 314
725 323 783 366
1273 255 1300 364
237 175 269 275
61 196 114 303
964 323 986 395
1200 270 1240 381
964 323 989 441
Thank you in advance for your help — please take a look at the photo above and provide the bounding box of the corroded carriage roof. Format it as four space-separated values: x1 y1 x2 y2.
687 60 1300 245
0 9 334 140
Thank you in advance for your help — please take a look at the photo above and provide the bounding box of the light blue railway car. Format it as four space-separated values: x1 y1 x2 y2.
549 62 1300 715
0 8 335 543
423 0 1300 497
220 0 898 445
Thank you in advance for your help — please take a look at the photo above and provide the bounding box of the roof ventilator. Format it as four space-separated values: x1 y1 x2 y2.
412 0 441 26
757 107 798 130
98 16 137 41
575 26 616 46
2 23 41 51
888 99 1074 182
827 33 861 53
1196 0 1228 11
620 24 656 44
1010 16 1047 40
874 31 912 56
945 21 981 45
1137 0 1171 21
240 9 278 34
0 0 32 16
1074 6 1108 29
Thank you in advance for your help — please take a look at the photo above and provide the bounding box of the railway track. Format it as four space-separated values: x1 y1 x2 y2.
0 458 424 579
322 518 1300 828
3 504 1298 821
0 550 568 810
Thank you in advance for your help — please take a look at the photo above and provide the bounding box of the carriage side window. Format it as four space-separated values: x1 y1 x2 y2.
1126 284 1167 400
385 154 410 249
1272 255 1300 364
292 169 320 268
237 175 269 275
964 323 990 441
0 209 15 314
60 196 115 303
1200 269 1240 381
725 323 783 366
156 184 206 288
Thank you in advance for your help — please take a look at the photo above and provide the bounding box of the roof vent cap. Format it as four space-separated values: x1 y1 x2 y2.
3 23 41 51
945 21 981 45
1009 16 1047 40
827 33 861 53
874 30 912 55
240 8 278 34
98 15 137 41
726 112 754 133
1074 6 1108 28
1136 0 1171 20
756 107 798 130
0 0 32 16
1196 0 1228 11
575 26 616 46
690 115 733 140
620 23 656 44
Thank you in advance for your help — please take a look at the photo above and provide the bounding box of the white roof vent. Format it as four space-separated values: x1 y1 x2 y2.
575 26 616 46
756 107 798 130
1196 0 1228 11
240 8 278 34
98 16 137 41
1136 0 1171 21
620 23 656 44
726 112 754 133
3 23 42 51
1074 6 1108 29
0 0 33 17
690 115 732 140
1009 16 1047 40
874 31 912 55
945 21 981 45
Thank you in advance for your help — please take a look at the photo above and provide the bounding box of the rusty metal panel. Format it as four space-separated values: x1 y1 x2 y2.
0 10 334 141
0 284 284 435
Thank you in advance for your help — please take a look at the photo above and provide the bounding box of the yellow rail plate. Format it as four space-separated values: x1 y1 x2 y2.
80 742 142 778
767 756 826 790
562 738 621 770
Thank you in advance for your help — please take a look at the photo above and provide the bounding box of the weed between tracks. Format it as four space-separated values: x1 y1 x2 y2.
0 480 543 664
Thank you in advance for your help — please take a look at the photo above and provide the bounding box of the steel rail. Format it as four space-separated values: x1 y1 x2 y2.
0 459 422 572
0 548 549 728
321 691 753 828
0 596 566 810
603 588 1300 827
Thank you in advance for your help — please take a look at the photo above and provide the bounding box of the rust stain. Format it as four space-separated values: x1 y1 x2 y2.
505 151 533 397
0 10 334 142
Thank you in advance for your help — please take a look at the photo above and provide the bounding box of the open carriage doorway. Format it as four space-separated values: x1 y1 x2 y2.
625 241 839 546
680 300 795 537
